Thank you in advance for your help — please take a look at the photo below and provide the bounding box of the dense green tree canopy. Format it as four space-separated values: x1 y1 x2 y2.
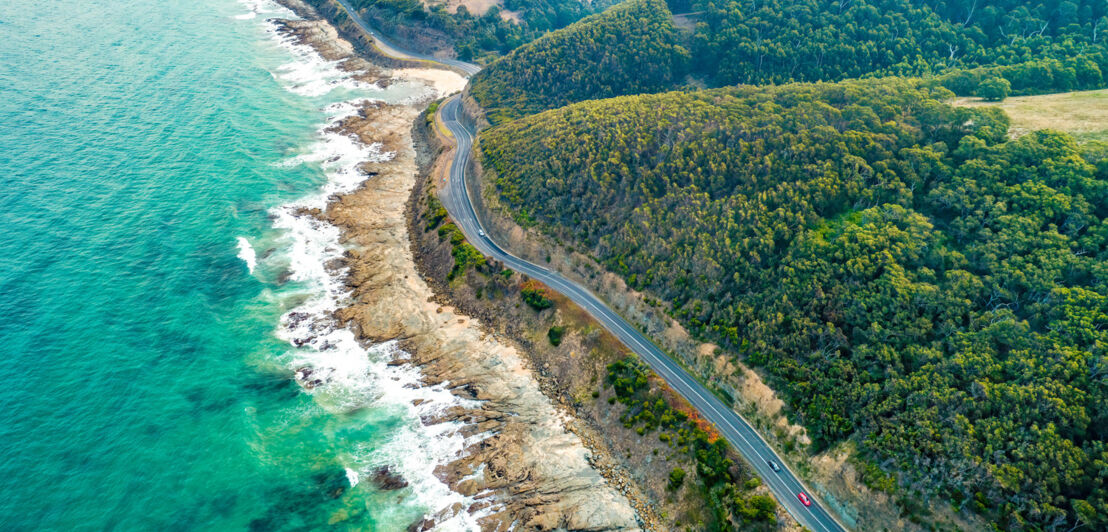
469 0 1108 118
345 0 616 59
480 78 1108 529
469 0 690 122
689 0 1108 89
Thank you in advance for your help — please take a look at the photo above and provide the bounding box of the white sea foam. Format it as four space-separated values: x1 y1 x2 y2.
236 0 377 98
274 100 393 210
265 22 379 98
236 237 257 274
269 177 489 529
252 18 491 528
234 0 291 20
344 467 359 488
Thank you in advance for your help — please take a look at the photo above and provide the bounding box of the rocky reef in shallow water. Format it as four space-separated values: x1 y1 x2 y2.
272 2 642 529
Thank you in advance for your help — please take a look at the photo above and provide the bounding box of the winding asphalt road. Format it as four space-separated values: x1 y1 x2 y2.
326 1 848 529
331 0 480 75
440 97 847 532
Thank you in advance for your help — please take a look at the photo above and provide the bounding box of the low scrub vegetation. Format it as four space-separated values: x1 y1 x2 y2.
520 280 554 310
607 357 777 529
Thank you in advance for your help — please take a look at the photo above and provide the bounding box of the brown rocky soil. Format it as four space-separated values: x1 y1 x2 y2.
328 99 638 531
274 2 642 530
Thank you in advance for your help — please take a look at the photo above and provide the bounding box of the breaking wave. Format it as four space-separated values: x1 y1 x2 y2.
238 6 489 528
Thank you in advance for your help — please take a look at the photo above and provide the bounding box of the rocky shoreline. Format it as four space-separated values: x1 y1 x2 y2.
271 2 642 530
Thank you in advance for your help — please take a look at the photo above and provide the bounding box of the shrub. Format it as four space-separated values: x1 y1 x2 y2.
547 325 566 346
425 195 448 229
520 281 554 310
668 467 686 490
978 76 1011 101
449 242 484 279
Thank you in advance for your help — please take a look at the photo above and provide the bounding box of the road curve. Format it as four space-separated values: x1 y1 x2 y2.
331 0 481 75
325 1 848 529
439 97 848 532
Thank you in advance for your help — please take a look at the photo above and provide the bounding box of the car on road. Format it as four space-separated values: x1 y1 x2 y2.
768 460 781 472
797 492 811 507
478 230 485 237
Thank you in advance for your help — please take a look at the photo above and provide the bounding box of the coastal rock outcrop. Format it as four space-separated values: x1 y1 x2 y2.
324 95 639 532
371 465 409 491
272 3 641 530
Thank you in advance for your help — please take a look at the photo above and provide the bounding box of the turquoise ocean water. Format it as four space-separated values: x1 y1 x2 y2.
0 1 475 529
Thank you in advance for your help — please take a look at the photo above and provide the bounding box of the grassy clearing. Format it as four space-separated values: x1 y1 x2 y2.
954 88 1108 143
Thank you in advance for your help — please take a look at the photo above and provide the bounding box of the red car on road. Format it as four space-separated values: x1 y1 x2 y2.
797 492 811 507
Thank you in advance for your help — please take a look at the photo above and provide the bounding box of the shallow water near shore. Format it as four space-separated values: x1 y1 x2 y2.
0 0 462 528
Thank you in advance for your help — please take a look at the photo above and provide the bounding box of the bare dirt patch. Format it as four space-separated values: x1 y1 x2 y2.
671 11 703 31
423 0 502 15
391 68 468 95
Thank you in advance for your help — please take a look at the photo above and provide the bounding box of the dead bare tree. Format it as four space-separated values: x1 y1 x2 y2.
1031 20 1049 38
1091 356 1107 382
1045 512 1067 532
788 39 802 75
963 0 977 26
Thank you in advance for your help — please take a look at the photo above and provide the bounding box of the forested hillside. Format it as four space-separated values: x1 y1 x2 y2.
467 0 689 122
690 0 1108 92
471 0 1108 118
344 0 614 60
480 78 1108 530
